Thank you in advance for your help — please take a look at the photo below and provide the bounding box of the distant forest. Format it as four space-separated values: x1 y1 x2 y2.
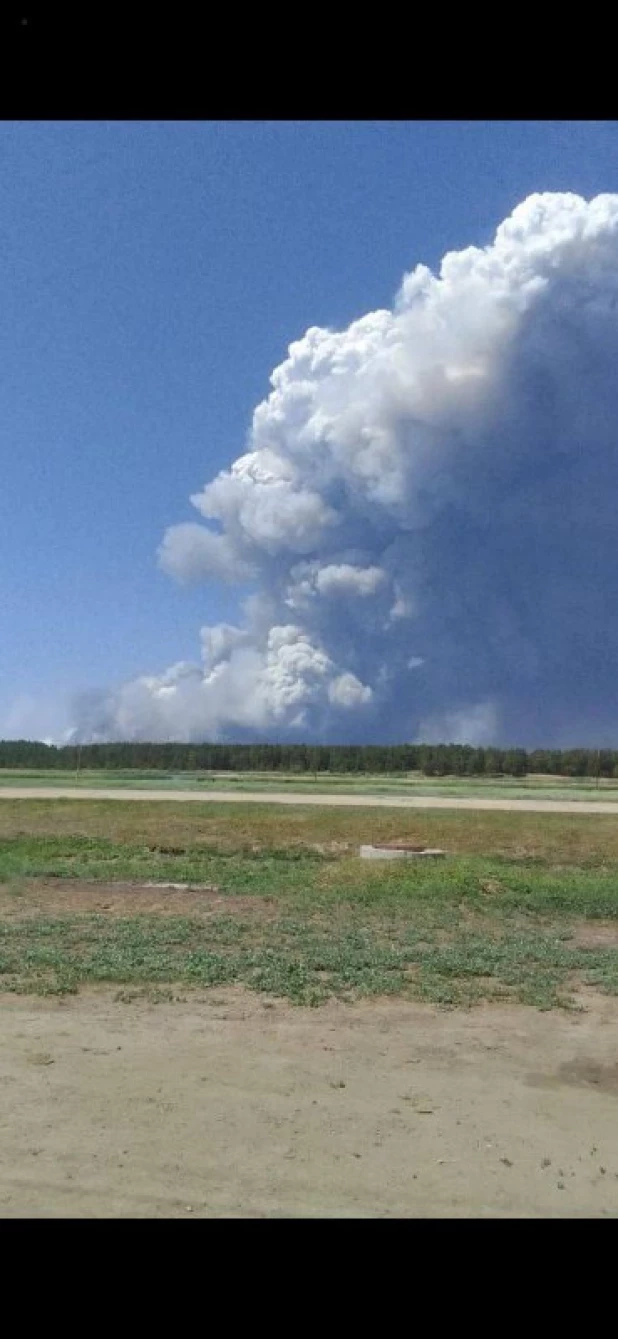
0 739 616 778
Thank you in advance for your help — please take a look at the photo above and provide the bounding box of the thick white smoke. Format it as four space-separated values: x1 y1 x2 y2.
73 193 618 746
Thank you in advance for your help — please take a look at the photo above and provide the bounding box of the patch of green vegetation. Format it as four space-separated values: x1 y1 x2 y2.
313 855 618 921
2 831 618 914
1 804 618 1008
0 909 616 1008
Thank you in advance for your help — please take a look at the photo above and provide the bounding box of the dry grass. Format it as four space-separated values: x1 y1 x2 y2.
2 798 618 863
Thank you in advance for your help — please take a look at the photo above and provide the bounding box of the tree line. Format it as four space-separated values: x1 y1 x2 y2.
0 738 616 778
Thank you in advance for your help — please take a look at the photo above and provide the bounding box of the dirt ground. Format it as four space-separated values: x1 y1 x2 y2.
3 785 618 813
0 878 261 922
1 987 618 1217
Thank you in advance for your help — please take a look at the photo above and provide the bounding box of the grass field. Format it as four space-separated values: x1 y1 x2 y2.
1 797 618 1009
0 766 616 802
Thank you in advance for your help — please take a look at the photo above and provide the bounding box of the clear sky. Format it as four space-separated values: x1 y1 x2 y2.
2 120 618 744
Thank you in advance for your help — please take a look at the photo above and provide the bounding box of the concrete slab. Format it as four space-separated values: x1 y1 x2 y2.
360 844 446 860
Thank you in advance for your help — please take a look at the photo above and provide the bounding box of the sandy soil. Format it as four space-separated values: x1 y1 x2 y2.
2 785 618 813
1 987 618 1217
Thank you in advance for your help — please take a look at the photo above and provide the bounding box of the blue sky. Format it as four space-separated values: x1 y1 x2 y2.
2 120 618 743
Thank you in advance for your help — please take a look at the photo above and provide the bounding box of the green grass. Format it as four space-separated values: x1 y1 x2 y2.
0 905 616 1009
0 800 617 1008
1 765 617 802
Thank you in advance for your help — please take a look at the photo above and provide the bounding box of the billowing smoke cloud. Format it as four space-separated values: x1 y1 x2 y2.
72 193 618 746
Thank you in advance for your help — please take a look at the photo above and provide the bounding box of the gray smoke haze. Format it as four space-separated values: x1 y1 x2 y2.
72 193 618 747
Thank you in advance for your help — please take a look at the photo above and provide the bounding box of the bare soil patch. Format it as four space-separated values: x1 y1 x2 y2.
0 878 276 922
1 987 618 1217
569 922 618 949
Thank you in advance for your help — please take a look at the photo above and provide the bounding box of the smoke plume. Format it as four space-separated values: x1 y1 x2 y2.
72 193 618 746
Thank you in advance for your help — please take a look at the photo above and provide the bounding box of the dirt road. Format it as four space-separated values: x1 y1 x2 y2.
3 785 618 813
1 987 617 1217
